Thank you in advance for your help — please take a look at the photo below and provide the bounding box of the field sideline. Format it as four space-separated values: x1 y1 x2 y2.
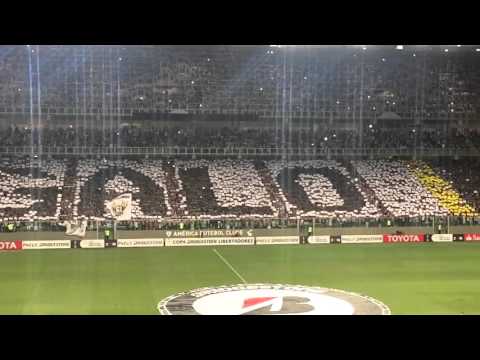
1 242 480 315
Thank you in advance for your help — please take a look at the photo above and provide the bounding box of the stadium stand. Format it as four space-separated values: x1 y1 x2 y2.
0 157 478 225
1 45 480 228
75 160 170 220
174 160 277 219
0 158 64 221
268 160 381 219
410 161 477 216
0 126 476 150
1 45 480 126
352 160 449 218
429 159 480 214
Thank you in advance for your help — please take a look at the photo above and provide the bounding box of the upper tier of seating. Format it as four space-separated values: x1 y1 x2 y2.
0 45 479 121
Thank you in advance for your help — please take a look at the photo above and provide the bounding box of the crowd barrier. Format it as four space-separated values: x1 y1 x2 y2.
0 233 477 251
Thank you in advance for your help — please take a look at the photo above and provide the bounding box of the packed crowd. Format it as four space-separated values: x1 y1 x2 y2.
362 129 473 149
413 160 478 216
1 45 480 121
74 159 171 220
268 160 381 219
353 160 449 218
296 174 345 208
174 160 277 218
1 125 477 150
0 157 478 222
0 159 64 221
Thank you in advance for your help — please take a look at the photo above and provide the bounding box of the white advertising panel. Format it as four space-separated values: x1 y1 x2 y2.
341 235 383 244
307 236 331 244
117 239 165 248
79 240 105 249
256 236 300 245
165 237 254 247
22 240 71 250
431 234 453 242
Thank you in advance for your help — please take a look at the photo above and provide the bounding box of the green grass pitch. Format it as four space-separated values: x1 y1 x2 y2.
1 242 480 315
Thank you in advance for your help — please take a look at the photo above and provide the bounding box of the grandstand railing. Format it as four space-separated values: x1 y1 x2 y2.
0 146 477 158
1 216 479 233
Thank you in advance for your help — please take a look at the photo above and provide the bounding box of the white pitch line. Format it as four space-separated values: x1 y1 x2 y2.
213 248 247 284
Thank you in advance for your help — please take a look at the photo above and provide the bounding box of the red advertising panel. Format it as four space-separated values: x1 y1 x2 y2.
464 234 480 241
0 240 23 251
383 234 425 243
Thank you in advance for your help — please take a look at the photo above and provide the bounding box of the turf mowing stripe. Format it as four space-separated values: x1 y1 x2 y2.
213 248 247 284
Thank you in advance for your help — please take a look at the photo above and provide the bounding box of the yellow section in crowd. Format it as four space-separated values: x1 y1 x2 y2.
409 161 477 216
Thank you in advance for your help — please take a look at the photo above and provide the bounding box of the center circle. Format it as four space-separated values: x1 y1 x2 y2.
193 288 355 315
157 284 391 315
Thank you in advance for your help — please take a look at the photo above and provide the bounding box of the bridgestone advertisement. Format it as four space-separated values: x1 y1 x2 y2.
464 234 480 241
22 240 71 250
431 234 454 242
341 235 383 244
307 236 331 244
165 237 255 247
0 240 23 251
117 239 165 248
256 236 299 245
383 234 425 243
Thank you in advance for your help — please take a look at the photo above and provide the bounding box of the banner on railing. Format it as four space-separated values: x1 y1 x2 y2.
164 229 253 238
117 239 164 248
453 234 465 242
383 234 425 243
256 236 299 245
341 235 383 244
0 240 22 251
330 235 341 244
105 240 118 248
70 240 105 249
464 234 480 241
307 236 331 244
22 240 71 250
64 220 88 238
165 237 254 247
431 234 454 242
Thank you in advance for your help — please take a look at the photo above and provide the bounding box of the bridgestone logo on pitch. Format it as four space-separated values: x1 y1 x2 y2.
157 284 391 315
